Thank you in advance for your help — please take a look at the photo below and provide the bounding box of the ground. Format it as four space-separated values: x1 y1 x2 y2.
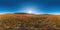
0 14 59 30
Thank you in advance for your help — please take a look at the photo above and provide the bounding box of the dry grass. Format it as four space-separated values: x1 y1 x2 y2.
0 14 60 30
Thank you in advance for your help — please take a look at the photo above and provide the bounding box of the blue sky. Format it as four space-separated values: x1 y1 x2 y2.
0 0 60 14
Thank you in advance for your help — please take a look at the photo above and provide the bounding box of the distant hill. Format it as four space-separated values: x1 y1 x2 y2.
14 13 28 14
14 13 33 14
14 13 49 15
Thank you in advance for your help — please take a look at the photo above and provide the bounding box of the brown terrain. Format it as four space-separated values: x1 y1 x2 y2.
0 14 60 30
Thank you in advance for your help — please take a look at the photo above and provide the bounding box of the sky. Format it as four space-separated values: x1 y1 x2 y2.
0 0 60 14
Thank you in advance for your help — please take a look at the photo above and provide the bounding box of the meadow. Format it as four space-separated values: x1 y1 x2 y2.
0 14 59 30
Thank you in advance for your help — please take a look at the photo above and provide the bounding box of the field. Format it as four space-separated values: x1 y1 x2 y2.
0 14 60 30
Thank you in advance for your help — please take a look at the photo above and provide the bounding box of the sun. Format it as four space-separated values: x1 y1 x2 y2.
28 10 32 13
27 8 34 14
23 8 38 14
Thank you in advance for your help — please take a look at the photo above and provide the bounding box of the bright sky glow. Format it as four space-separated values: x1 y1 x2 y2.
28 10 32 13
26 7 35 14
26 8 38 14
17 7 39 14
48 13 60 15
